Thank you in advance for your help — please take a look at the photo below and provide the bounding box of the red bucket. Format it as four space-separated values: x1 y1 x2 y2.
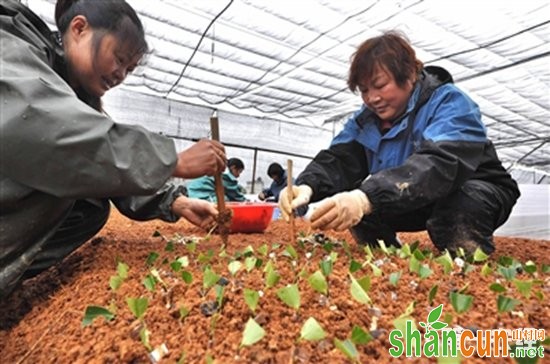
227 202 277 233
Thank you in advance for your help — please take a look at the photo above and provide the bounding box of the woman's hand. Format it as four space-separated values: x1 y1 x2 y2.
173 139 226 178
278 185 313 221
171 195 218 230
309 189 372 231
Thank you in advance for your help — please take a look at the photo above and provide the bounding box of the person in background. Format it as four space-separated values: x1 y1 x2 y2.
0 0 226 297
187 158 247 202
258 162 294 203
279 31 519 257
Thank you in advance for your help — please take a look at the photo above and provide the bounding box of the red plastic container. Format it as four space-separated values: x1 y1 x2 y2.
227 202 277 233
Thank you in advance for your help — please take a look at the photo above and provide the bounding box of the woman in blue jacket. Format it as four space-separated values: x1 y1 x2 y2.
279 31 519 256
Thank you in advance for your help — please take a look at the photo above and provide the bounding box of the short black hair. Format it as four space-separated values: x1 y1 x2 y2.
55 0 147 55
228 158 244 170
267 162 284 178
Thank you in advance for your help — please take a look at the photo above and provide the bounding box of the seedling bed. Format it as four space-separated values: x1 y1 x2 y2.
1 209 548 363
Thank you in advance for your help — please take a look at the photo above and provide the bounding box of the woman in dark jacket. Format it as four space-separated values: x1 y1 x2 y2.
279 31 519 256
258 162 295 202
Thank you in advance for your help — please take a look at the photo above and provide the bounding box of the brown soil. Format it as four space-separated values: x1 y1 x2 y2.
1 209 549 364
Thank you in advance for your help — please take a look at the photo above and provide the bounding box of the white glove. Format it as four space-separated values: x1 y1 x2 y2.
278 185 313 221
310 189 372 231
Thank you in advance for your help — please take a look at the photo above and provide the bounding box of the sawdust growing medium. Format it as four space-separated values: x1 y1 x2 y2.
1 209 548 363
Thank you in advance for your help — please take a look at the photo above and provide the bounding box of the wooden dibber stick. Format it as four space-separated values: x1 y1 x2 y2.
287 159 295 243
210 112 229 245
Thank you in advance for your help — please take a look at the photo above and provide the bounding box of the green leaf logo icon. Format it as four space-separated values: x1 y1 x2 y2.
420 304 448 332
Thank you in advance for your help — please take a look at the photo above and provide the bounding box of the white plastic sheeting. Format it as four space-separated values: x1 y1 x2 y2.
25 0 550 180
102 88 334 192
495 184 550 240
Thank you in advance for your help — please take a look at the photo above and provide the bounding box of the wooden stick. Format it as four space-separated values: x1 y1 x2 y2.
210 112 228 245
287 159 295 243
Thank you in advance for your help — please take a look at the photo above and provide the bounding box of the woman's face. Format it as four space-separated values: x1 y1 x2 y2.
359 66 415 122
65 16 142 97
229 165 243 178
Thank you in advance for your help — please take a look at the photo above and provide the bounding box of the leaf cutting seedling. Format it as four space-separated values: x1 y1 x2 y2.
71 216 550 363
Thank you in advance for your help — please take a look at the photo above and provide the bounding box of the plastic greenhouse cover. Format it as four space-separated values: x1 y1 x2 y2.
495 184 550 240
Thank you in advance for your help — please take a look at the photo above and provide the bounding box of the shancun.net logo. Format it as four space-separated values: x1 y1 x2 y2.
389 304 546 359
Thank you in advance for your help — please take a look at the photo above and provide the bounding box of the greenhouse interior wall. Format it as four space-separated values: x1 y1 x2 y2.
103 88 335 194
494 184 549 240
104 89 549 241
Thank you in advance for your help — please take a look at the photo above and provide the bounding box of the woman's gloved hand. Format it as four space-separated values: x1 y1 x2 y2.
310 189 372 231
278 185 313 221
